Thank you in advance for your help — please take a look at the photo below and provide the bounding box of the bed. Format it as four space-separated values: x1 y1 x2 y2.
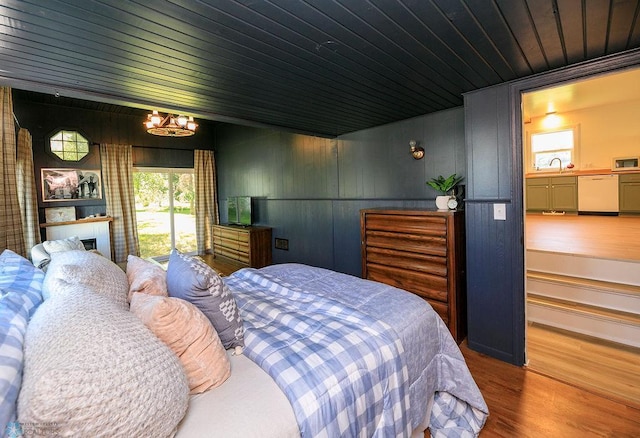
176 263 488 438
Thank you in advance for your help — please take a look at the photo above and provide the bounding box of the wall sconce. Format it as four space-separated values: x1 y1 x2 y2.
409 140 424 160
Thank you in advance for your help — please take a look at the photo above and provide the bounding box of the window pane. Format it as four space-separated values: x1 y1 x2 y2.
134 170 196 259
49 130 89 162
173 173 196 254
531 130 574 153
534 150 572 170
50 139 63 152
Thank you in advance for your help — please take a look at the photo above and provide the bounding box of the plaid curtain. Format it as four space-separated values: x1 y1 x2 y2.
100 143 139 263
16 128 41 257
194 149 219 254
0 87 26 256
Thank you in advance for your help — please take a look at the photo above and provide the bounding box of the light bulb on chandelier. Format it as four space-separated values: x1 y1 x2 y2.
144 110 198 137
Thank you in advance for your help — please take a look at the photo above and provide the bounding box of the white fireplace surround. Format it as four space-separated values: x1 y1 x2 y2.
41 217 113 261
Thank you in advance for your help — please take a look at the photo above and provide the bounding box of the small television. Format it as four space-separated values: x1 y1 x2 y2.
227 196 252 226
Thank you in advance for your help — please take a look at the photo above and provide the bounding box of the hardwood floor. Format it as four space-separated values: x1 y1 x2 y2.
458 342 640 437
525 213 640 261
524 213 640 428
527 322 640 410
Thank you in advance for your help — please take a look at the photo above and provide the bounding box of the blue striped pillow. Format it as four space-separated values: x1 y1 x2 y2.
0 250 44 435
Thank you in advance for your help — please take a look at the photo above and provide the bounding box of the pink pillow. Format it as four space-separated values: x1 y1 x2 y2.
129 293 231 394
126 255 168 302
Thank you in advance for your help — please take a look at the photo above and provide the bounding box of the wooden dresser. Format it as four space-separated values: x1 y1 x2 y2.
360 208 466 343
212 224 272 268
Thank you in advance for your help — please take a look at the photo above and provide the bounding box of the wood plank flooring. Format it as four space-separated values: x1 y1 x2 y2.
524 213 640 422
527 323 640 410
456 341 640 437
525 213 640 261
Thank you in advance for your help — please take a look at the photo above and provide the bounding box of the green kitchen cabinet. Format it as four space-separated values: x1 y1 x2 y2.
526 176 578 212
619 174 640 213
526 178 551 211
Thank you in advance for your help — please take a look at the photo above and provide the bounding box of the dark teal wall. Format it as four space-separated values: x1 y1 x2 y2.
464 83 525 365
215 107 466 276
12 98 215 222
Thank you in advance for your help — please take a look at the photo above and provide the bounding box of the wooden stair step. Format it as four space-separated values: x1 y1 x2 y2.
527 294 640 326
527 270 640 296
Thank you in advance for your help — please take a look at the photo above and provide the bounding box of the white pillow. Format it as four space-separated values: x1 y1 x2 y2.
42 250 128 308
18 285 189 437
42 236 85 254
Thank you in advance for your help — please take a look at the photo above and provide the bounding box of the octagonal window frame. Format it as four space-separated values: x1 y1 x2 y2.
48 129 91 162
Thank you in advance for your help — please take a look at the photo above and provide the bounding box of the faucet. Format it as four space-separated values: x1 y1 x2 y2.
549 157 562 172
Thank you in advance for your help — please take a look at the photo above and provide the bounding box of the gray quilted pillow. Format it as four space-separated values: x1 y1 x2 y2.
166 250 244 349
42 250 128 308
18 285 189 437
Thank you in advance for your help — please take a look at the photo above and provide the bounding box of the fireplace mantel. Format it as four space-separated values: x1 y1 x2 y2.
39 216 113 228
40 216 113 260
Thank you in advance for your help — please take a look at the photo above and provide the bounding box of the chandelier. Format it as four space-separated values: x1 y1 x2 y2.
144 110 198 137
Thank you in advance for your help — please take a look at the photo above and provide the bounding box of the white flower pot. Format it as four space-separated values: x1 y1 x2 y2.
435 195 450 210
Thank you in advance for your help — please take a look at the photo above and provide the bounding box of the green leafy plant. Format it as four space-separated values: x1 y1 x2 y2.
427 173 464 195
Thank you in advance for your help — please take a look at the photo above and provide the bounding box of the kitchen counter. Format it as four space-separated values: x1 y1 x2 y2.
525 168 640 178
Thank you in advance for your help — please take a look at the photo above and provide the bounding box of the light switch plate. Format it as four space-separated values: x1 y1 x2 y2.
493 203 506 221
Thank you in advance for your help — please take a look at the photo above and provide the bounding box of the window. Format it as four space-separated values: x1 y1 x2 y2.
530 127 578 171
49 130 89 161
133 168 196 260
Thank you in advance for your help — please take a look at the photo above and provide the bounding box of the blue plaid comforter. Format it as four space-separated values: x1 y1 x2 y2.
226 268 412 438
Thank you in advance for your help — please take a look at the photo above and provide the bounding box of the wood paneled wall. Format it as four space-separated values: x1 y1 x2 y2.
215 107 466 276
12 98 215 223
463 49 640 366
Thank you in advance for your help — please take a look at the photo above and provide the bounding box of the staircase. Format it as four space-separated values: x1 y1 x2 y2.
526 250 640 348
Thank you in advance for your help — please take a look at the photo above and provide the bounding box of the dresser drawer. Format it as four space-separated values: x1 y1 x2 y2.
363 213 447 236
213 226 240 241
215 246 250 264
212 225 272 268
360 209 465 343
364 246 447 277
364 230 447 257
620 173 640 183
214 236 240 251
365 264 448 302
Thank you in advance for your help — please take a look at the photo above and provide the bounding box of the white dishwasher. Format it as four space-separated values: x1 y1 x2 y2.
577 174 619 213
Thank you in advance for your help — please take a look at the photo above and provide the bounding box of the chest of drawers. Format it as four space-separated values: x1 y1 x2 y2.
360 209 466 343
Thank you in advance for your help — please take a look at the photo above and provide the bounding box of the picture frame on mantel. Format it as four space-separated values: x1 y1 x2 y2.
44 206 76 223
41 168 102 201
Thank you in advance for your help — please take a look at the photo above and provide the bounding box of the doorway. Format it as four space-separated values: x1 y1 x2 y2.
521 70 640 408
133 167 197 260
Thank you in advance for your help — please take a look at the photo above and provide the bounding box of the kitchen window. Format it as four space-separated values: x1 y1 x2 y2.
530 126 578 171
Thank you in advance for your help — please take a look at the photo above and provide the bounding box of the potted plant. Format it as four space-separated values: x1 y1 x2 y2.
427 173 464 210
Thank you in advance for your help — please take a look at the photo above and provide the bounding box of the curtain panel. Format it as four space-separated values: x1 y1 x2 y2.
194 149 219 254
0 87 26 256
16 128 41 257
100 143 139 263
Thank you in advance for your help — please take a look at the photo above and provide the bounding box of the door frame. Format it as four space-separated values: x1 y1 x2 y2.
509 49 640 364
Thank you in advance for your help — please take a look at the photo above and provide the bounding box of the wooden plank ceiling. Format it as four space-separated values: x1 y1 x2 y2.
2 0 640 137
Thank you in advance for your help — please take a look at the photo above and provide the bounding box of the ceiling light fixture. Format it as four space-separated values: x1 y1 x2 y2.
144 110 198 137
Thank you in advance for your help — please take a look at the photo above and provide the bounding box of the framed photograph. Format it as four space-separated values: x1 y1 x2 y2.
41 168 102 201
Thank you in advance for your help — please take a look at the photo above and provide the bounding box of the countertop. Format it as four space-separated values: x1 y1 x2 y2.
525 168 640 178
